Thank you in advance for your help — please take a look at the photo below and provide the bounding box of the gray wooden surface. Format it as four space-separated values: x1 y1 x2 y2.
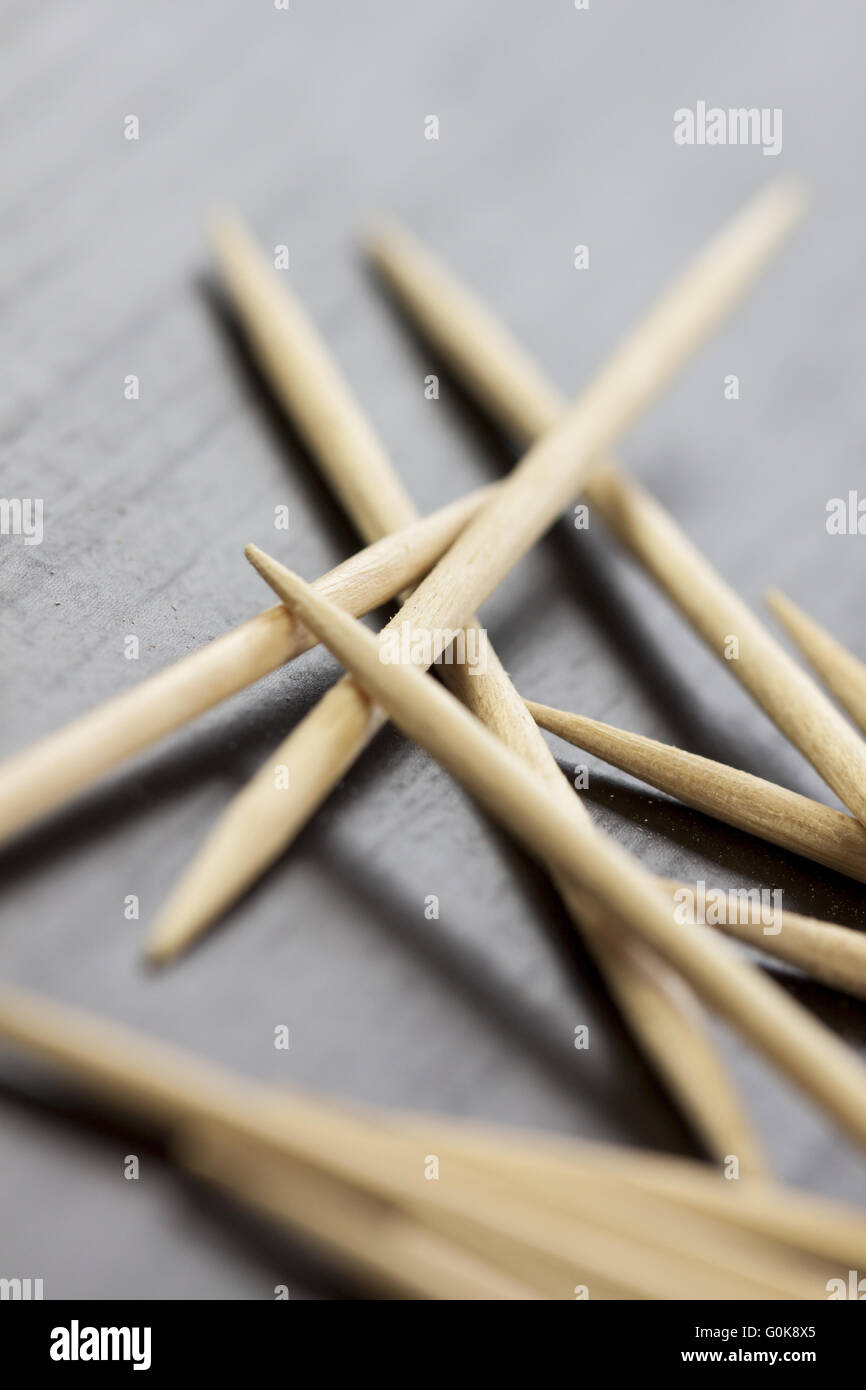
1 0 865 1299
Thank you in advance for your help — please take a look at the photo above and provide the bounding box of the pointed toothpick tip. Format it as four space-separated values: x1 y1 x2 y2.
206 206 244 252
244 543 288 591
142 913 190 968
752 176 811 235
764 587 799 629
362 216 412 263
772 174 810 215
142 943 173 971
765 585 789 611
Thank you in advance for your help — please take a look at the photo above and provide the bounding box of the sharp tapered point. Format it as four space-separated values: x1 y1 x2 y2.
207 207 245 247
769 174 810 212
764 587 799 625
749 177 811 233
524 699 549 714
526 700 593 730
243 542 278 578
362 216 414 264
246 544 301 583
142 944 173 970
524 699 554 723
143 915 188 967
244 544 292 590
782 175 811 213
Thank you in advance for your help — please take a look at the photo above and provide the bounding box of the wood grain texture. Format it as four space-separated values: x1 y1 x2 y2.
527 702 866 884
1 0 866 1298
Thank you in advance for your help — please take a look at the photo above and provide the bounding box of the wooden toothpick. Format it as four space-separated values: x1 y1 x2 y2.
588 468 866 832
153 210 767 1175
659 880 866 1000
246 549 866 1155
0 484 491 849
0 980 853 1299
0 981 539 1299
210 213 419 540
150 184 802 952
366 198 866 835
527 701 866 995
526 701 866 884
767 588 866 734
429 1121 866 1270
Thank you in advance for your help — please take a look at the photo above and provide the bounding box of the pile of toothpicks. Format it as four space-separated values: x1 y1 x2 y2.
4 179 866 1298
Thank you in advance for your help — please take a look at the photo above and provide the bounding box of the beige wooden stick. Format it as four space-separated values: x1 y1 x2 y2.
194 1124 795 1301
767 588 866 734
527 701 866 883
0 981 832 1301
421 1119 866 1272
503 692 866 998
660 880 866 1000
148 182 802 955
366 205 866 834
0 485 491 849
445 650 765 1172
210 213 419 540
355 1101 824 1299
166 211 765 1173
590 468 866 831
250 1091 850 1294
364 1096 866 1268
180 1126 541 1301
0 982 596 1299
0 982 782 1302
0 982 550 1299
276 1088 866 1271
383 1138 832 1299
363 183 807 665
247 551 866 1153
